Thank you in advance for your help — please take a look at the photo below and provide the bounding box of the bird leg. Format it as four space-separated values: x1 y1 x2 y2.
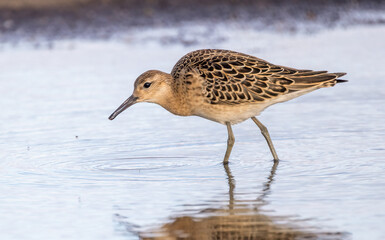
251 117 279 161
223 122 235 164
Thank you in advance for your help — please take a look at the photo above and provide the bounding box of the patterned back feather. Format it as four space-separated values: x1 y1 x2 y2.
171 49 346 105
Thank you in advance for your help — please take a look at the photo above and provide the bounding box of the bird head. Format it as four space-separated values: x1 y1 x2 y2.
108 70 172 120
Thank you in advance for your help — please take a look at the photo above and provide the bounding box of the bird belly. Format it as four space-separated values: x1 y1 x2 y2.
193 103 266 125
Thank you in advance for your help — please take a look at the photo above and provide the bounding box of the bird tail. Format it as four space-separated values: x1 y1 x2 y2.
284 71 348 92
336 79 348 83
335 73 348 83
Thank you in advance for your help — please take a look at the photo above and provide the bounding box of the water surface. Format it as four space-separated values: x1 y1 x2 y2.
1 25 385 239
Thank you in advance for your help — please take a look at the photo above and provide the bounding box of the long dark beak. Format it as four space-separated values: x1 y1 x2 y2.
109 95 138 120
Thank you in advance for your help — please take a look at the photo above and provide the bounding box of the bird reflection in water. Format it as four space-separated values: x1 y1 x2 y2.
117 161 348 240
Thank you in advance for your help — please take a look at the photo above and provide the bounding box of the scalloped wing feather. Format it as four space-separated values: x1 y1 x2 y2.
171 49 346 105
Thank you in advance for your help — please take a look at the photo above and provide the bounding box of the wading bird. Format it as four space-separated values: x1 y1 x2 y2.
109 49 346 163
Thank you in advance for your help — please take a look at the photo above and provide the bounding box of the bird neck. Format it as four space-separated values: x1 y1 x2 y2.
154 77 191 116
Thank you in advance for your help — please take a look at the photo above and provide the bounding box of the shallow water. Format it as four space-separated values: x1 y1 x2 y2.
1 25 385 240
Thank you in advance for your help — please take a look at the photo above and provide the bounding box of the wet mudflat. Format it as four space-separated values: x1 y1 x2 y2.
1 21 385 239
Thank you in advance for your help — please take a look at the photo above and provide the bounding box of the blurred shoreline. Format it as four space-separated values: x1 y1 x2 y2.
0 0 384 9
1 0 384 44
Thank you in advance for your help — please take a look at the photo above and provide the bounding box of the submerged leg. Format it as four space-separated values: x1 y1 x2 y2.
223 122 235 164
251 117 279 161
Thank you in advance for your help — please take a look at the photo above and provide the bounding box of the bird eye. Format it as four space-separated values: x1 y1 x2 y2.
144 82 152 88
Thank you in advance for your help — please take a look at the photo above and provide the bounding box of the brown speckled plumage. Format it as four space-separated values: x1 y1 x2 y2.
171 49 345 105
109 49 347 163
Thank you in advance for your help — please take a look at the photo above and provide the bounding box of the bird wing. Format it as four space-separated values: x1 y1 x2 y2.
171 49 346 104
